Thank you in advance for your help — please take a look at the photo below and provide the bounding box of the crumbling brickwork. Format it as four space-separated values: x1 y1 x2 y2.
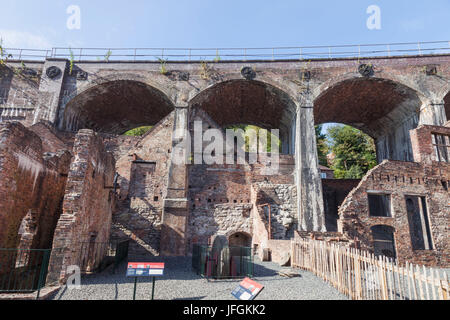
337 157 449 266
0 122 70 250
110 113 174 256
47 129 115 283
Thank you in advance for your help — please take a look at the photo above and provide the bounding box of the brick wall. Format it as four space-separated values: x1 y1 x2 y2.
337 159 449 267
47 129 115 283
0 122 70 250
110 113 174 256
411 124 450 163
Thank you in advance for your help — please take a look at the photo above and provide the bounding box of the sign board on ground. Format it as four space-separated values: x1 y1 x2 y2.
231 277 264 300
126 262 165 277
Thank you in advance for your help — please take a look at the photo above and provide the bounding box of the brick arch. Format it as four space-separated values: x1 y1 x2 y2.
312 71 429 104
226 230 252 247
65 72 176 106
60 79 175 134
188 79 297 154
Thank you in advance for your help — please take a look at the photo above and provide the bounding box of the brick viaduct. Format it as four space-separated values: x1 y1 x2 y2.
0 53 449 272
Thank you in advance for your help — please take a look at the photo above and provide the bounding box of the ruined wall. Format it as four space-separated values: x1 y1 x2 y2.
187 163 253 249
337 159 449 267
322 179 360 231
111 113 174 256
0 122 70 250
47 129 115 283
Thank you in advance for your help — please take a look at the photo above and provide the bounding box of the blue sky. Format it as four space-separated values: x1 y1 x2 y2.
0 0 449 49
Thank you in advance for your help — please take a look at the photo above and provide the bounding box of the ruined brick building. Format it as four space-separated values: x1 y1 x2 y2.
0 50 449 283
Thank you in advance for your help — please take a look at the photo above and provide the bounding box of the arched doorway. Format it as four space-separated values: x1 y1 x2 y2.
371 225 396 258
314 77 423 162
228 232 252 247
60 80 175 134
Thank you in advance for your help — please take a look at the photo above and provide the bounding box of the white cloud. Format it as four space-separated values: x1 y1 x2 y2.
0 29 52 49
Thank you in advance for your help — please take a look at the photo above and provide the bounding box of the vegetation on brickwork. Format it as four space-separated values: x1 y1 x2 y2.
200 61 210 79
321 125 377 179
123 126 153 136
69 48 75 75
0 39 13 66
104 50 112 62
158 58 168 75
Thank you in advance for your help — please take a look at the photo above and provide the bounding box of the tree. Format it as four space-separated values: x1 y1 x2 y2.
327 125 377 179
315 125 329 166
123 126 153 136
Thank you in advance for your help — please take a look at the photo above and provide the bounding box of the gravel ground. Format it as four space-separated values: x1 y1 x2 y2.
51 256 348 300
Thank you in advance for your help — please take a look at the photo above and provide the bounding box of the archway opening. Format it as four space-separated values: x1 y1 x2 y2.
61 80 175 134
228 232 252 247
318 123 377 231
189 80 296 154
314 78 422 162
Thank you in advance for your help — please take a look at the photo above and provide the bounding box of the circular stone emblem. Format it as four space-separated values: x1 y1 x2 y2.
358 64 374 77
241 66 256 80
46 66 62 79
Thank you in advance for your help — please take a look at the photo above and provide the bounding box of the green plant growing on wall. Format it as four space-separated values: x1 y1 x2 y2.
0 39 13 66
13 61 26 76
200 60 210 79
213 50 221 63
104 50 112 62
157 58 168 75
69 48 75 75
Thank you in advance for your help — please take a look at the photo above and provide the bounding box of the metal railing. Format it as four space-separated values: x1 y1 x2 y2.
0 249 51 298
1 41 449 62
192 244 253 279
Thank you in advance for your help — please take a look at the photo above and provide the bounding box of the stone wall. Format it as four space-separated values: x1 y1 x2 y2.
0 122 70 250
337 159 449 267
47 129 115 283
0 63 43 126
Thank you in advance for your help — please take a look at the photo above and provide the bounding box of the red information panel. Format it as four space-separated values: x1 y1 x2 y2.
231 277 264 300
126 262 165 277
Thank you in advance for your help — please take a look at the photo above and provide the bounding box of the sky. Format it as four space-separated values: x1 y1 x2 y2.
0 0 448 136
0 0 449 49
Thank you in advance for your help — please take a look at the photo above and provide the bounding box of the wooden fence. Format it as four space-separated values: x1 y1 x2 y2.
291 238 449 300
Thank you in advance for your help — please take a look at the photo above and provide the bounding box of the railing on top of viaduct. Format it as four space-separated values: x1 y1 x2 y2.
2 40 450 62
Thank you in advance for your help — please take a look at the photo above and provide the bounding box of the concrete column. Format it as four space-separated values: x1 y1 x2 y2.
295 100 326 232
160 106 189 256
33 59 68 125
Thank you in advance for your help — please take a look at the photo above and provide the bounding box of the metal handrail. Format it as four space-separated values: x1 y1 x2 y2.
1 41 449 62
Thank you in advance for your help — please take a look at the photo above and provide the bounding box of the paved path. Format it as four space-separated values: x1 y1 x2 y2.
51 257 348 300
